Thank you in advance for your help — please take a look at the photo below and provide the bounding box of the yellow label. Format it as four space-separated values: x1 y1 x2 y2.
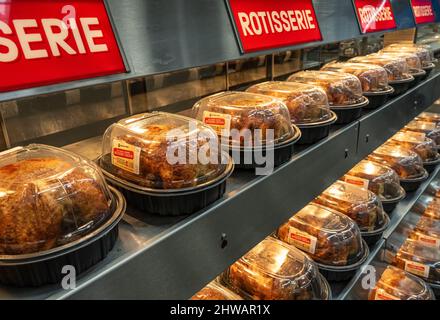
287 227 317 254
404 260 430 278
202 111 231 136
111 139 141 175
374 288 400 300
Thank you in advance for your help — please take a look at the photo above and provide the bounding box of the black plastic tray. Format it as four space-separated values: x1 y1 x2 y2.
421 63 436 80
361 213 390 246
389 76 415 96
231 126 301 169
400 169 429 192
423 155 440 174
317 239 370 282
296 112 337 145
363 86 394 110
0 187 126 287
99 154 234 216
331 97 369 125
410 69 427 87
381 187 406 214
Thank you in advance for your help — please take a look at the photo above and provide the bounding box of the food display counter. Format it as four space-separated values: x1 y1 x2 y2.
1 0 440 301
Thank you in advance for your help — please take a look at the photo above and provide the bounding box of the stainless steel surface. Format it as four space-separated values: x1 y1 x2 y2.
0 0 421 103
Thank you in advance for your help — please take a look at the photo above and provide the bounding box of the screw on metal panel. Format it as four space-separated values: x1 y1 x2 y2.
344 149 349 159
365 134 370 143
220 233 228 249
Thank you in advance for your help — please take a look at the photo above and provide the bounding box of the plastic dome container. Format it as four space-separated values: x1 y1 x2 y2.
383 44 435 76
343 160 405 213
246 81 337 144
321 62 393 109
368 143 428 192
422 198 440 221
404 120 440 146
389 131 440 172
192 92 300 168
287 71 368 124
221 237 331 300
349 54 413 95
0 144 125 287
314 181 389 245
369 265 435 300
99 112 233 216
408 216 440 248
191 281 243 300
276 203 368 281
378 51 426 86
416 112 440 126
393 238 440 286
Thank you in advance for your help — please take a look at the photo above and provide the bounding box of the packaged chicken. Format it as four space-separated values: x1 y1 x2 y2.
192 91 301 168
389 131 440 172
408 216 440 249
314 181 389 245
343 160 405 213
404 119 440 146
321 62 393 109
221 237 331 300
99 112 234 216
368 143 428 192
369 265 435 300
277 203 368 281
422 197 440 220
191 281 243 300
246 81 337 144
393 238 440 285
378 51 426 85
287 70 368 124
0 144 125 286
383 44 435 70
416 112 440 126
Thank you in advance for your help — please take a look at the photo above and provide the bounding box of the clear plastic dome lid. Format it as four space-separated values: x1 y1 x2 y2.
383 44 433 67
393 238 440 284
408 216 440 248
191 281 243 300
0 144 113 255
321 62 389 93
277 203 365 266
378 51 423 71
349 54 411 81
368 143 426 180
369 265 435 300
389 131 439 163
222 237 330 300
192 91 296 147
343 160 404 202
404 120 440 146
246 81 334 125
286 70 365 106
416 112 440 125
100 112 231 190
314 181 387 233
423 198 440 221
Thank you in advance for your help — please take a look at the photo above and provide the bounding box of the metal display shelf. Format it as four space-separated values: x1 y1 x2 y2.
0 71 439 300
0 0 423 103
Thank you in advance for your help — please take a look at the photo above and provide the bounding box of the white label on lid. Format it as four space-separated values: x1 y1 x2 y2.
414 233 440 248
111 139 141 175
343 175 370 189
202 111 232 136
404 260 430 278
287 226 317 254
374 288 400 300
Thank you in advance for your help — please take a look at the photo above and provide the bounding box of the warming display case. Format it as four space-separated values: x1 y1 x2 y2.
0 0 439 301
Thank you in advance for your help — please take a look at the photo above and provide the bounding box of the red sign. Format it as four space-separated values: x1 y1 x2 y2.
410 0 436 24
0 0 126 92
225 0 322 53
353 0 397 33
